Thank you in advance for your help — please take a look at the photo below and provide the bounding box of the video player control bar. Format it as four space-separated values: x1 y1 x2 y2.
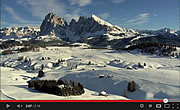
0 102 179 110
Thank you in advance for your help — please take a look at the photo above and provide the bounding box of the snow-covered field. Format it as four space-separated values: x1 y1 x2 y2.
0 46 179 101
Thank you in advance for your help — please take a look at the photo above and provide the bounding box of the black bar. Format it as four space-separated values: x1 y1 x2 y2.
0 102 179 110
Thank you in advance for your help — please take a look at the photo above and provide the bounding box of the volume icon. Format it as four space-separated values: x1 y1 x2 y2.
17 104 23 108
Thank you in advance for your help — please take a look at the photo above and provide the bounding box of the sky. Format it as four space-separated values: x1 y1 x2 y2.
1 0 179 30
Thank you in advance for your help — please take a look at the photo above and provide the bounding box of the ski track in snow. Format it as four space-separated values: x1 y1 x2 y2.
0 90 16 100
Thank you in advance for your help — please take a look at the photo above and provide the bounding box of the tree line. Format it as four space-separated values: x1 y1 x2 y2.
126 42 179 57
27 79 85 96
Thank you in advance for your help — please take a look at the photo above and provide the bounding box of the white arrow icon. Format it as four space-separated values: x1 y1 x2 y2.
6 104 11 108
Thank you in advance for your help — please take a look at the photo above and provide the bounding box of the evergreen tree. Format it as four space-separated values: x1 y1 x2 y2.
38 70 44 77
41 64 44 70
128 81 136 92
88 61 91 65
57 79 64 85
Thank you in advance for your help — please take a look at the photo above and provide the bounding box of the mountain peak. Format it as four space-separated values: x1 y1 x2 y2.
91 14 113 26
69 19 76 26
46 12 56 17
38 13 139 41
43 13 67 27
40 13 68 36
91 14 99 19
78 16 87 23
159 28 175 32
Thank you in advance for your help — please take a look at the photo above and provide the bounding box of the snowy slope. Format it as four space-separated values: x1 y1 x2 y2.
92 14 113 27
1 46 179 100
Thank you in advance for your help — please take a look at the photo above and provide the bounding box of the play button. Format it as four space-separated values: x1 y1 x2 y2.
6 104 11 108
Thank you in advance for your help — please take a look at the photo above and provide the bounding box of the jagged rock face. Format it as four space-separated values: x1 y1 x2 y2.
40 13 67 36
39 13 139 41
0 26 40 38
69 16 107 36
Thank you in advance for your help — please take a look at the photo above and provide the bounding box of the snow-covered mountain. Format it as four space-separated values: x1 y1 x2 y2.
0 13 179 48
40 13 138 41
0 26 40 39
137 28 180 37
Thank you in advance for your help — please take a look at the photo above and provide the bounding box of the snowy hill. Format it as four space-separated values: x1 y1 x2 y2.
1 46 179 100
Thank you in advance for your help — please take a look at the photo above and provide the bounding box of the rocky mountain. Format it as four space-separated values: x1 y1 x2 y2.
40 13 67 37
0 13 179 48
137 28 180 37
0 26 40 39
40 13 138 41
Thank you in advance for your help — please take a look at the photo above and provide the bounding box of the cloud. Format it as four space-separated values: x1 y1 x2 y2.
16 0 87 23
112 0 126 4
4 5 41 27
153 14 158 17
109 18 119 25
64 8 81 21
3 0 87 27
68 0 92 7
5 5 30 23
98 13 110 20
126 13 150 25
17 0 66 19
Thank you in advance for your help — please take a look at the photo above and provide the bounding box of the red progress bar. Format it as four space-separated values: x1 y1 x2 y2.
0 100 163 102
